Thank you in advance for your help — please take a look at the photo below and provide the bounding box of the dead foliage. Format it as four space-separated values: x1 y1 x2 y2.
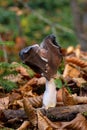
0 45 87 129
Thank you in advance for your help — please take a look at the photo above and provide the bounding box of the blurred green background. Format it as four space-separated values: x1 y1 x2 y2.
0 0 86 62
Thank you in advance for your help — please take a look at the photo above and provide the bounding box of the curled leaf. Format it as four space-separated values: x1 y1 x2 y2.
62 87 87 105
17 121 30 130
37 110 53 130
61 113 87 130
65 57 87 68
23 97 37 127
29 95 42 108
62 87 76 105
63 64 80 78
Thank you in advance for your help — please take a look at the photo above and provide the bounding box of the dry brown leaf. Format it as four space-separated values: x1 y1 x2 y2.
66 46 74 54
9 91 22 103
65 57 87 68
37 110 53 130
74 46 81 58
81 51 87 60
12 62 30 77
8 92 23 109
17 121 30 130
9 95 42 109
23 90 37 97
23 77 38 87
0 97 9 110
3 74 23 83
23 97 37 127
28 95 42 108
19 77 46 97
15 95 42 108
37 110 62 129
72 94 87 104
43 116 62 129
16 100 23 108
23 77 46 87
18 78 38 95
82 67 87 73
62 87 76 105
19 85 32 94
16 66 29 76
61 113 87 130
37 77 46 85
63 64 80 78
57 88 63 102
18 84 35 98
62 87 87 105
73 77 86 87
10 99 23 109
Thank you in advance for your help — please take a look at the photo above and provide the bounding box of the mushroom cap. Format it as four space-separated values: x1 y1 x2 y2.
19 34 63 80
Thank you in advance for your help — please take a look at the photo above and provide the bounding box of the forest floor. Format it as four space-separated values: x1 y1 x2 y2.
0 45 87 130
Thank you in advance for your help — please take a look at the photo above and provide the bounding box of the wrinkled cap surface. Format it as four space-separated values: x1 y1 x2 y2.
19 34 63 80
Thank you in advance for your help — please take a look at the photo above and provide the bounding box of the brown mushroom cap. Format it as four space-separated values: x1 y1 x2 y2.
19 34 63 80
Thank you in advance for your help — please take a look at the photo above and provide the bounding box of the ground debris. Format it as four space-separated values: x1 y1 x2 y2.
1 46 87 129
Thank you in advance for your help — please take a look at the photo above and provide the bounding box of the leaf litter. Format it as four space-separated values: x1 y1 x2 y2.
0 46 87 129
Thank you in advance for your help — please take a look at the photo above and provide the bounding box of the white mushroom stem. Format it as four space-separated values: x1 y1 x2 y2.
43 78 57 109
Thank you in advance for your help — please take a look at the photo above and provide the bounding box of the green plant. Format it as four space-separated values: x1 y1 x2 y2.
0 62 18 92
0 78 17 92
54 78 63 89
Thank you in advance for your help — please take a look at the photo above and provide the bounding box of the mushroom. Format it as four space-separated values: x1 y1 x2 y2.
19 34 63 109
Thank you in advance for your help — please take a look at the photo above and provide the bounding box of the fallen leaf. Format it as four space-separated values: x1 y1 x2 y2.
63 64 80 78
0 97 9 110
62 87 87 105
66 46 74 54
57 88 63 102
72 94 87 104
73 77 86 87
16 66 29 77
17 120 30 130
62 87 76 105
9 91 22 103
28 95 42 108
75 46 81 58
23 97 37 127
37 110 53 130
61 113 87 130
3 74 23 83
37 77 46 85
65 57 87 68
